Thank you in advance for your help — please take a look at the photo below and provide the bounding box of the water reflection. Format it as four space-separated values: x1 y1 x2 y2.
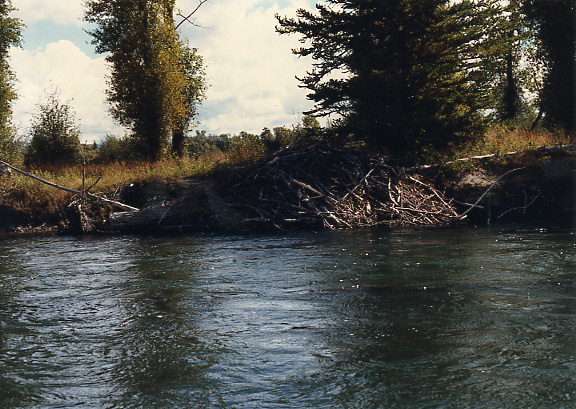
307 228 576 408
0 228 575 408
108 238 224 407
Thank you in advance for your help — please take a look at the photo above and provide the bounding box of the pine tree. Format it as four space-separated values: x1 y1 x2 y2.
524 0 576 131
277 0 502 161
85 0 206 160
0 0 22 161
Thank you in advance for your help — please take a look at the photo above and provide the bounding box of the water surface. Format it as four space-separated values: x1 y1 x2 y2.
1 226 575 408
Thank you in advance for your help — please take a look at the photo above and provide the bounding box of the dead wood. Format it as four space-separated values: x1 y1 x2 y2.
222 143 460 230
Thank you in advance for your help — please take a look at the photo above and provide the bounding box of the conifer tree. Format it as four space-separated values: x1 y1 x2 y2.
277 0 502 161
524 0 576 131
476 0 541 125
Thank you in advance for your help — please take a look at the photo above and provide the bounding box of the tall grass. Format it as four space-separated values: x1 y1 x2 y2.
0 149 243 224
2 128 572 227
456 126 575 159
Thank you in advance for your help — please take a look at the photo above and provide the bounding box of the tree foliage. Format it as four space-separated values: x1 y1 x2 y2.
276 0 514 160
524 0 576 131
85 0 206 161
478 0 532 123
24 90 82 168
171 44 206 157
0 0 22 161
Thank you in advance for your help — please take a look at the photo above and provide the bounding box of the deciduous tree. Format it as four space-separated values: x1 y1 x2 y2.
0 0 22 161
85 0 206 160
24 89 82 168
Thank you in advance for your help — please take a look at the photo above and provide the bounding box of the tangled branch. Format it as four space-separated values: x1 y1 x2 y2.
225 144 460 230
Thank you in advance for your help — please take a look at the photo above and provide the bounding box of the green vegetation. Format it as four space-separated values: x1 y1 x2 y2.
1 1 576 230
85 0 206 161
276 0 507 161
0 0 22 163
24 89 83 168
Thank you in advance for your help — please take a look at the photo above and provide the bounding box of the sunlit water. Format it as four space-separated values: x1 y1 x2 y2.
1 226 576 408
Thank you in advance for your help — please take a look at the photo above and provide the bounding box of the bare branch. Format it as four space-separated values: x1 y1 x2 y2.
0 160 139 212
176 0 209 30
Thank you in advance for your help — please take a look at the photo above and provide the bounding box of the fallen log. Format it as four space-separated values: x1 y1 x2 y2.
414 144 576 170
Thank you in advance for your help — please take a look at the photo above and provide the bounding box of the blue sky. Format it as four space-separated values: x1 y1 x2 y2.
10 0 318 143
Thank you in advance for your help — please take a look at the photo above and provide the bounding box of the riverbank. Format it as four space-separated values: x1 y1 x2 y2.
1 143 575 234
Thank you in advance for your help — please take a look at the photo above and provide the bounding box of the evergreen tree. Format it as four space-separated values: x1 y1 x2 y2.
277 0 502 161
85 0 206 160
475 0 544 126
481 0 525 122
0 0 22 161
524 0 576 131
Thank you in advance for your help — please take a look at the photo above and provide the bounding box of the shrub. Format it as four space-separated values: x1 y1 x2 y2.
24 89 82 168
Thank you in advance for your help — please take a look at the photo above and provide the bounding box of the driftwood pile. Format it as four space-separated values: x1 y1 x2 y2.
224 144 460 229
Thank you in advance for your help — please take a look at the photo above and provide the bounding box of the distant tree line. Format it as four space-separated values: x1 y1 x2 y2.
91 115 322 164
0 0 575 167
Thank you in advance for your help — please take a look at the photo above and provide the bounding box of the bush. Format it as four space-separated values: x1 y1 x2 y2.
227 132 266 163
24 89 82 168
92 134 137 164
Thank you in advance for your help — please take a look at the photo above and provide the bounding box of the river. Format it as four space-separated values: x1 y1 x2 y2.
0 225 575 408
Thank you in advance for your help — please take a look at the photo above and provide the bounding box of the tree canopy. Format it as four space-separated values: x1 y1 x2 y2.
0 0 22 161
24 89 82 168
277 0 545 160
85 0 206 161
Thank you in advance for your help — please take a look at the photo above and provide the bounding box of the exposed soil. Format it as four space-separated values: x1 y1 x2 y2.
2 143 575 235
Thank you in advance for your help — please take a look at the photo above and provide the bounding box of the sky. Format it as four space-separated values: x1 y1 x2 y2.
9 0 319 143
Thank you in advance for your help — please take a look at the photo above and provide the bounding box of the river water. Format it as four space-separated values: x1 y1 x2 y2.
0 225 575 408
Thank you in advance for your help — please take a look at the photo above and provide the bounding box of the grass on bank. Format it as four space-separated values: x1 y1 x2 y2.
0 150 229 224
1 127 574 227
454 127 574 158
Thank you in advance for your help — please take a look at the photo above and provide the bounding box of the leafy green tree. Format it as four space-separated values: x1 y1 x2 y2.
171 44 206 157
185 131 223 159
260 127 279 150
85 0 206 161
524 0 576 131
302 115 320 130
0 0 22 162
273 126 297 146
24 90 82 168
92 134 136 164
228 132 266 163
277 0 502 161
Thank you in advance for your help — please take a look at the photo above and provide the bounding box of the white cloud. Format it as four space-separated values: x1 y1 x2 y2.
10 40 121 143
14 0 85 26
178 0 317 134
9 0 319 142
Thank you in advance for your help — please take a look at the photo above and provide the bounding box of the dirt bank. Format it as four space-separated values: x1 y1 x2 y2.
1 144 575 234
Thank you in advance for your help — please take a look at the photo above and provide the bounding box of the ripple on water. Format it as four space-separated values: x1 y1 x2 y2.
0 228 576 408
